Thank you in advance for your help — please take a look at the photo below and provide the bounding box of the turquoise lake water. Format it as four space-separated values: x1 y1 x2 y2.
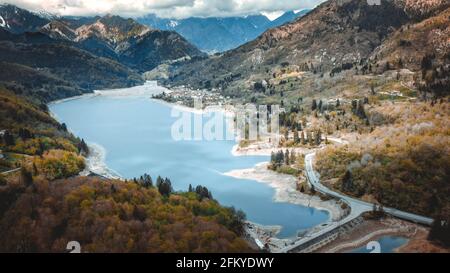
50 93 330 238
349 236 408 253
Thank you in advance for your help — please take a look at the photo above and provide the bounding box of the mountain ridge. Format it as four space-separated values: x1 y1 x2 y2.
0 4 206 73
162 0 449 97
137 10 311 53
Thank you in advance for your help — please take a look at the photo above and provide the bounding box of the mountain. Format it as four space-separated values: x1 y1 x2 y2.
137 10 310 53
369 2 450 95
0 28 143 102
42 14 206 72
1 5 205 73
0 3 50 33
265 9 311 29
162 0 449 95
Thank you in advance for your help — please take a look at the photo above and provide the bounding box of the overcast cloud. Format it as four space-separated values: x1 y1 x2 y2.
2 0 326 19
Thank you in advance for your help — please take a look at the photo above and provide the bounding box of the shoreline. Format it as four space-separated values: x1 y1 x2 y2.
79 142 123 180
48 82 347 252
223 162 346 222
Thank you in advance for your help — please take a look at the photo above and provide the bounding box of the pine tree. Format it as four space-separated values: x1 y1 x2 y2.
429 213 450 247
195 185 213 200
311 99 317 111
357 101 367 119
351 100 358 113
293 130 300 144
315 130 322 146
308 131 314 145
3 130 14 146
275 150 284 167
142 174 153 188
341 170 354 193
301 131 306 145
158 178 173 197
78 139 89 155
156 176 164 189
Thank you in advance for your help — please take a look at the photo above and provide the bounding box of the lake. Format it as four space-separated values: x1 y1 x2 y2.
49 86 329 238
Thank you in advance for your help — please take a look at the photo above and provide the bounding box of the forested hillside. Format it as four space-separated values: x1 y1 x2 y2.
0 84 250 252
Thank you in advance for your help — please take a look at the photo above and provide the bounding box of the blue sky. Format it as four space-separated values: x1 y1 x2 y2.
2 0 326 19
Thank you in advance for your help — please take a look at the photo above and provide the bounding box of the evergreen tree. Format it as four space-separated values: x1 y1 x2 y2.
351 100 358 113
308 131 314 145
429 213 450 247
341 170 354 193
3 130 14 146
293 130 300 144
141 174 153 188
357 101 367 119
301 131 306 145
156 176 164 189
158 177 173 197
275 150 284 167
78 139 89 155
315 130 322 146
311 99 317 111
195 185 213 200
18 128 33 140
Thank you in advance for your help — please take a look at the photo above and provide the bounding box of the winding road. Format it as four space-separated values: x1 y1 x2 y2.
276 152 433 253
305 153 433 226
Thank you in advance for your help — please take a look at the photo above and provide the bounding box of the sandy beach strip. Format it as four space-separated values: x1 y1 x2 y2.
223 162 346 222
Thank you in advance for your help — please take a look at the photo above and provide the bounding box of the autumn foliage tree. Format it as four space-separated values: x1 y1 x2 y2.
0 177 251 253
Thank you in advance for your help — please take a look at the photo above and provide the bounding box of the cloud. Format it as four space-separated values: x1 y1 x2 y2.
2 0 325 19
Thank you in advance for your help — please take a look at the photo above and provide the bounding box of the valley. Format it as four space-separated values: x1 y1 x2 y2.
0 0 449 254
